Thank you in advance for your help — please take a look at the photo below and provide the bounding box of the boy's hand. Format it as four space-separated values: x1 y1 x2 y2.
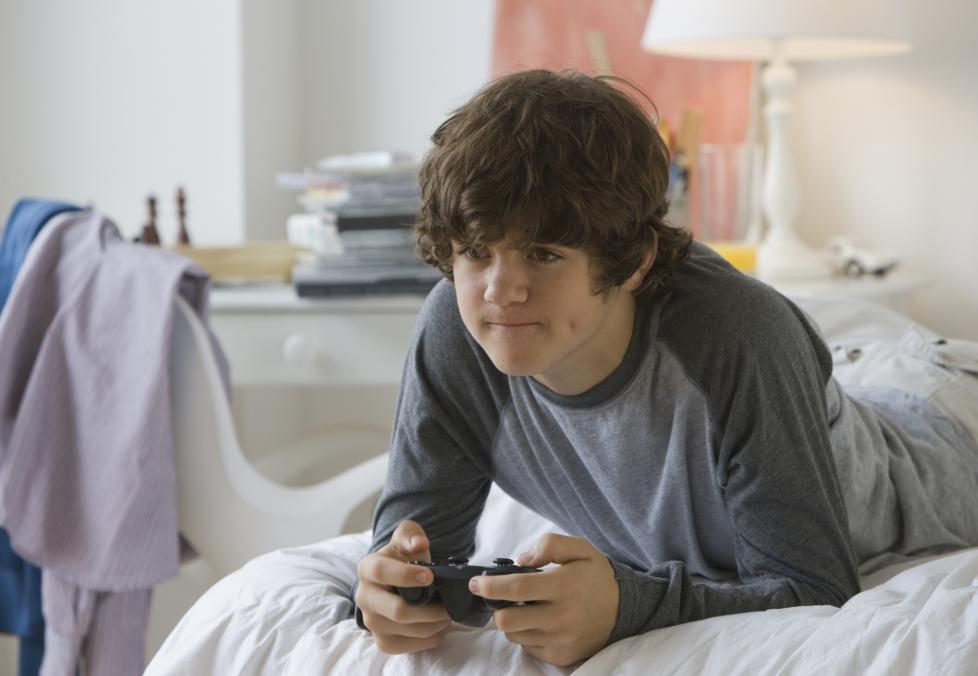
469 533 619 667
355 520 452 654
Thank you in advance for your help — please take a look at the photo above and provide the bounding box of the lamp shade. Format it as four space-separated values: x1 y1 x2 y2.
642 0 911 61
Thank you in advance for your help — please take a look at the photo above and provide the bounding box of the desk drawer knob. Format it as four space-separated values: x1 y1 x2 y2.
282 333 324 366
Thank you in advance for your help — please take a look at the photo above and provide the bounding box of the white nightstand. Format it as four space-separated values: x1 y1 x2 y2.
207 284 423 506
766 273 928 314
209 284 424 386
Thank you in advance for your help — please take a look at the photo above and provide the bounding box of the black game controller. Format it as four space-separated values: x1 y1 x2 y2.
396 556 542 627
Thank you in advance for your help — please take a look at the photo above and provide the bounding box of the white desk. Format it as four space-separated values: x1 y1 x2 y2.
209 274 927 387
208 285 421 497
209 285 423 387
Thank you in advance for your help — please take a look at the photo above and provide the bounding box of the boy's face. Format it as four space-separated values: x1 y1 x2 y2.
451 240 643 396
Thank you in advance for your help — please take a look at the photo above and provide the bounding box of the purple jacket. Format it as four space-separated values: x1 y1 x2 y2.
0 210 227 674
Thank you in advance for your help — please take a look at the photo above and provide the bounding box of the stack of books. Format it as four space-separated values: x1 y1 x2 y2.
278 151 441 297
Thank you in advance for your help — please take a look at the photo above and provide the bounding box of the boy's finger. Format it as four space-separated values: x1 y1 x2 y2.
373 628 450 656
390 520 431 559
493 601 560 634
378 593 451 624
366 614 451 639
469 568 553 602
500 627 548 647
518 533 592 567
360 555 434 588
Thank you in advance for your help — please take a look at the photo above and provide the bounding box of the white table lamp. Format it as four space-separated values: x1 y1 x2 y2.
641 0 911 279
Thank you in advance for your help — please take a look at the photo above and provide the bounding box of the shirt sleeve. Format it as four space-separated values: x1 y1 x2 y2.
366 338 492 562
353 283 504 625
608 291 861 642
366 283 507 561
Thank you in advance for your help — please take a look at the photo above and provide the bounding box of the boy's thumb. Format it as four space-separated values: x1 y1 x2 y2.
392 520 431 560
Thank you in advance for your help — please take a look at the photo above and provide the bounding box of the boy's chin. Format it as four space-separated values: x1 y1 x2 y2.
485 351 544 378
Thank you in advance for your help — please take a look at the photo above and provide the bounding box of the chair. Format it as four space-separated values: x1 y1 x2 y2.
169 296 390 575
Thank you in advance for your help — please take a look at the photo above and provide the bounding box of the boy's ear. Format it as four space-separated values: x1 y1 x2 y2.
623 241 657 292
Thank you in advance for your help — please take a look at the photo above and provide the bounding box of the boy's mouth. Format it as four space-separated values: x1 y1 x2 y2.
486 319 539 328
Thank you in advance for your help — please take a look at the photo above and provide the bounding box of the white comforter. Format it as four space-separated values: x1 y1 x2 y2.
147 482 978 675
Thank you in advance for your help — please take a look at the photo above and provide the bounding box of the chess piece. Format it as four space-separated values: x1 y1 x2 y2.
141 194 161 245
176 186 191 245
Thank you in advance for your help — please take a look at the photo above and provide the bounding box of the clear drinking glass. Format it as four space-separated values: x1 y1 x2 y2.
698 143 764 272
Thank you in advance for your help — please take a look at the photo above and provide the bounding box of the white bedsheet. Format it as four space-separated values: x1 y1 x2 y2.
147 484 978 675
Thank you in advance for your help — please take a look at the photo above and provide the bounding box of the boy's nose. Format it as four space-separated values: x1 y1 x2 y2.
483 261 529 306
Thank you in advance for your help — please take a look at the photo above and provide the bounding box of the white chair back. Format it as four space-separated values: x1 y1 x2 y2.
169 297 388 574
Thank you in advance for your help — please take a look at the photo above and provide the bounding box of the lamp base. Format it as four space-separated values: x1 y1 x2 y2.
756 231 832 280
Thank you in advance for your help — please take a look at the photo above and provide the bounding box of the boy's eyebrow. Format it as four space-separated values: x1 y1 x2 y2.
450 238 574 252
521 241 571 252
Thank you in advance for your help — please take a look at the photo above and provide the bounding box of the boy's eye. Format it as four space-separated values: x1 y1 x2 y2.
458 245 488 260
529 247 561 263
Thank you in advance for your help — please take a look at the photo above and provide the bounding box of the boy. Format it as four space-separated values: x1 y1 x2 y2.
353 69 978 667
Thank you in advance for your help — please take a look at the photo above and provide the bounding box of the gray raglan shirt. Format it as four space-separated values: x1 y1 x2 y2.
365 242 978 643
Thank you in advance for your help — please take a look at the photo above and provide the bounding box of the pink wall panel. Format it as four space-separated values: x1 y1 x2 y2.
492 0 754 145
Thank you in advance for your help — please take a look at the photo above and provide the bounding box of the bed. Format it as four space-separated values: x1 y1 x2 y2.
145 482 978 675
146 296 978 675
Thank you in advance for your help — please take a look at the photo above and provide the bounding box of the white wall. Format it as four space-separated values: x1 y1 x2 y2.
298 0 496 167
0 0 245 245
793 0 978 338
235 0 495 240
241 0 302 241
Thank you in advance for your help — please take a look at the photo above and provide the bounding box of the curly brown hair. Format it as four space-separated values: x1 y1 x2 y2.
415 69 692 300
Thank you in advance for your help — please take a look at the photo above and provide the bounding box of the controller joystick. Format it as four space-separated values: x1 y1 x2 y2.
396 556 541 627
